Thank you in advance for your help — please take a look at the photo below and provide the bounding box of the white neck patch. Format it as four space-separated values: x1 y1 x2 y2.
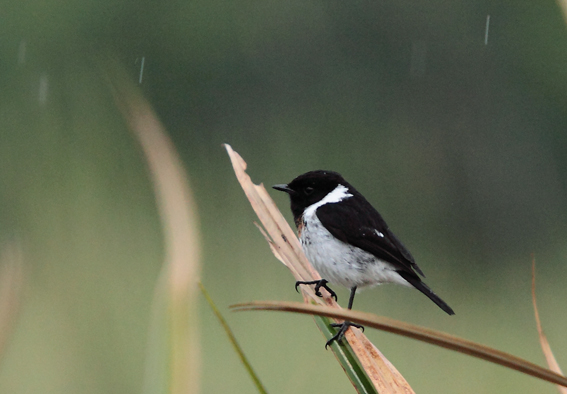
304 184 353 217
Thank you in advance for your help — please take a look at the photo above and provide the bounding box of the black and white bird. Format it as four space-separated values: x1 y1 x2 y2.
273 170 454 347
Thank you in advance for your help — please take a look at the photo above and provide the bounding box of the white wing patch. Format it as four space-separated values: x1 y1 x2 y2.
374 229 384 238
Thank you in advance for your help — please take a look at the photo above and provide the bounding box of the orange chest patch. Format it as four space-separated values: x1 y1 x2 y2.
295 217 304 237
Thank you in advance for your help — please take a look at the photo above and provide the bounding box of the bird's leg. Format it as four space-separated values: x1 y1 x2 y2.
295 279 338 301
326 286 364 349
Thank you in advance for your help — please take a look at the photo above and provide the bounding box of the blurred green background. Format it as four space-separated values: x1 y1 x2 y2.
2 0 567 392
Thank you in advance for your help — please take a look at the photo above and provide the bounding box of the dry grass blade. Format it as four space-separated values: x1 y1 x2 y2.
0 241 24 367
231 301 567 388
224 144 414 394
110 68 202 394
531 257 567 394
557 0 567 24
224 145 320 291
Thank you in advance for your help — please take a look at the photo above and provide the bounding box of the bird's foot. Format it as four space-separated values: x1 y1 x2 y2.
295 279 338 301
325 321 365 349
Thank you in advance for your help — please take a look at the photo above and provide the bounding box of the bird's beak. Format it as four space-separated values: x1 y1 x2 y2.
272 184 295 194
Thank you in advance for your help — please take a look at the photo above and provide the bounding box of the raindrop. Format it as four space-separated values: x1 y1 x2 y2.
18 40 26 65
484 15 490 45
38 73 48 105
139 56 145 84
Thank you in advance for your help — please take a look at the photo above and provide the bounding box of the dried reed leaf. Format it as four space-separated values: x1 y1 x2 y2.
232 300 567 388
111 70 201 394
531 258 567 394
558 0 567 24
224 144 414 394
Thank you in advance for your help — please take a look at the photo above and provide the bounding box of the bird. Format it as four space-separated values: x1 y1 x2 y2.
273 170 454 347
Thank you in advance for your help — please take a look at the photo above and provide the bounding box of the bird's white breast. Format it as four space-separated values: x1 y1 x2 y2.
299 185 410 289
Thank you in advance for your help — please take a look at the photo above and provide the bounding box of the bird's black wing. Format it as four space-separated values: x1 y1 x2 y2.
316 199 424 277
317 199 454 315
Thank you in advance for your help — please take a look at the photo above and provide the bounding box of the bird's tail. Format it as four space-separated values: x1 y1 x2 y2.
397 271 455 315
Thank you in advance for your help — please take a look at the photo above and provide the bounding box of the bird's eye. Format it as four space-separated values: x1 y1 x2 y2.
304 186 314 195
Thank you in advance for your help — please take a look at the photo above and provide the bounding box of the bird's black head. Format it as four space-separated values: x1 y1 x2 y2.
273 170 348 221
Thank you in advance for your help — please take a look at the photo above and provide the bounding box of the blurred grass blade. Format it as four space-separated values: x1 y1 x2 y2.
199 283 268 394
0 241 24 367
109 65 202 394
225 144 414 394
231 301 567 389
531 257 567 394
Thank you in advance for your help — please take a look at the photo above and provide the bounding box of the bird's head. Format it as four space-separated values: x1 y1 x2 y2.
273 170 349 220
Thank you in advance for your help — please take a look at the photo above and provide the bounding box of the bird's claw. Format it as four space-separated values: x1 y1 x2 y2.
325 321 365 349
330 322 364 332
295 279 338 301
